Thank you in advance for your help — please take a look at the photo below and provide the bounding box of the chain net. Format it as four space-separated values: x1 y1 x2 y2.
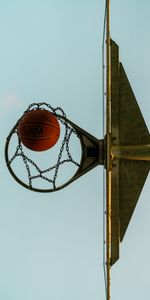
6 103 81 191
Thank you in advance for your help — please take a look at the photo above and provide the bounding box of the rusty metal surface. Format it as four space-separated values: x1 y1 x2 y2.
110 40 120 265
110 39 150 265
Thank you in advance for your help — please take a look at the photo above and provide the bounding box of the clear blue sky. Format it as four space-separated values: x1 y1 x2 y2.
1 1 150 299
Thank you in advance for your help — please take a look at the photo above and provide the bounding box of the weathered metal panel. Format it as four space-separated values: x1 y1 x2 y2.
111 40 120 265
119 64 150 240
119 159 150 241
110 39 150 265
119 64 150 145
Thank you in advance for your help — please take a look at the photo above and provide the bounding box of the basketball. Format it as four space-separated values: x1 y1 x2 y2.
17 109 60 151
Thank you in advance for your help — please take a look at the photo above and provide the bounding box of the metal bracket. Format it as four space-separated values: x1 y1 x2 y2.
61 117 104 187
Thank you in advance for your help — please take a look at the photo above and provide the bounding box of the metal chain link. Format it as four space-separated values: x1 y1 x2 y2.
7 102 80 190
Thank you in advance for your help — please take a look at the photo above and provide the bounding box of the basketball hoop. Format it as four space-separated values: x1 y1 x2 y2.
5 102 104 192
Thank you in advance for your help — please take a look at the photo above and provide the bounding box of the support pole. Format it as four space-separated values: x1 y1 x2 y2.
106 0 111 299
111 144 150 161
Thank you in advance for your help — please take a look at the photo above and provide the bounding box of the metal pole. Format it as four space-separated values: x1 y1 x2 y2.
111 144 150 161
106 0 111 299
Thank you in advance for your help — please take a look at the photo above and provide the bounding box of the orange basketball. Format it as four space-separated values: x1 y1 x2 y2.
17 109 60 151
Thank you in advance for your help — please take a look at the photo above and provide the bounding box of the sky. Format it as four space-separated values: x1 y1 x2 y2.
1 1 150 299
